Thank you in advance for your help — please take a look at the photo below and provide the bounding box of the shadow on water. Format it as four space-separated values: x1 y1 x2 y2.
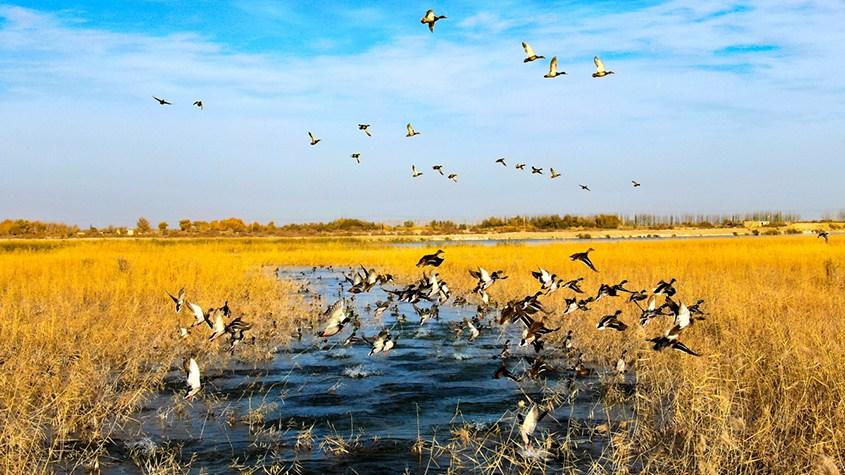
92 267 634 474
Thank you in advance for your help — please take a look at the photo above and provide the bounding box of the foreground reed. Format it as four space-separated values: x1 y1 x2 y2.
1 235 843 473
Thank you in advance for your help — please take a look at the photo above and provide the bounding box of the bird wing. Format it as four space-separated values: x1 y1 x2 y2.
187 358 201 390
548 56 557 75
406 123 414 135
479 267 491 282
423 9 434 21
308 131 316 141
187 302 204 324
520 405 538 445
212 312 226 335
675 303 691 329
522 42 535 58
324 299 345 323
594 56 606 73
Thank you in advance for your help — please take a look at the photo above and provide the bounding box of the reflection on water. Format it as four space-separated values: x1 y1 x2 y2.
94 267 633 474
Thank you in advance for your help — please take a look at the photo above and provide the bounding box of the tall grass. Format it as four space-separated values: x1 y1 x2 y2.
1 236 843 473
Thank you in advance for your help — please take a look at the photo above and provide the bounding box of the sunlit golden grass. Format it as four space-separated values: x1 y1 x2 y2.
1 235 843 473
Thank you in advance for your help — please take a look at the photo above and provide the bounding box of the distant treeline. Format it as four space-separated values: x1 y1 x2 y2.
1 211 842 238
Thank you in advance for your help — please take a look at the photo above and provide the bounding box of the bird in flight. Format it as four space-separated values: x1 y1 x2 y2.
632 180 641 187
816 230 830 243
580 184 591 191
592 56 615 78
308 131 320 146
550 168 561 179
166 288 185 313
351 153 361 164
406 123 421 137
544 57 566 78
515 163 526 170
184 358 202 400
153 96 172 105
531 166 543 175
358 124 372 136
570 248 598 272
432 165 444 175
448 173 458 183
193 100 203 110
496 157 507 167
522 42 545 63
412 165 423 178
420 9 446 32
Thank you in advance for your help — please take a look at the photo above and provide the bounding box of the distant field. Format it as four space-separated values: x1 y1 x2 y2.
1 236 842 473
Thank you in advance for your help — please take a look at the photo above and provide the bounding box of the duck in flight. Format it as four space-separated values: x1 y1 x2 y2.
186 301 214 328
592 56 615 78
153 96 172 105
308 131 320 146
166 288 185 313
522 42 545 63
193 100 203 110
448 173 458 183
184 357 202 400
320 299 349 337
652 278 677 296
544 56 566 78
406 123 421 137
351 153 361 164
531 268 555 290
358 124 372 136
632 180 641 187
420 9 446 32
496 157 507 167
579 184 591 191
515 163 526 170
550 168 561 179
597 310 627 331
432 165 444 175
531 166 543 175
519 401 549 446
416 249 445 268
412 165 423 178
570 248 598 272
816 230 830 243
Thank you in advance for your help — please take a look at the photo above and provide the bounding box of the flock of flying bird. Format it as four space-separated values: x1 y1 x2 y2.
150 9 640 193
167 243 707 450
312 247 706 446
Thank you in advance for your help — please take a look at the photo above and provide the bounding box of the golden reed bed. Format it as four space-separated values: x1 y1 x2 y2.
0 236 843 473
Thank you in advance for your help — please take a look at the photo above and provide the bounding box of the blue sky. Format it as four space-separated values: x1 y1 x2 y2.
0 1 843 226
